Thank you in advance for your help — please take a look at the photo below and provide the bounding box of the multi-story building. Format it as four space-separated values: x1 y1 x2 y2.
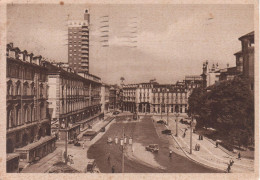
101 83 110 114
122 78 202 114
202 31 254 88
6 43 56 169
109 86 117 111
201 61 221 87
238 31 254 91
151 83 188 114
122 84 138 112
44 61 102 141
136 83 154 113
68 9 90 74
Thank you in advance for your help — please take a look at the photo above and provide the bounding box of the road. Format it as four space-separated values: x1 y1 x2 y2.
88 115 220 173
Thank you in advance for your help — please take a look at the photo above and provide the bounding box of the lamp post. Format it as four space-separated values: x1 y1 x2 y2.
190 115 197 154
117 127 132 173
166 104 169 125
175 107 179 137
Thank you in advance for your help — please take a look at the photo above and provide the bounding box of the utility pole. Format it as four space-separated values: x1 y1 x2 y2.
160 103 162 120
122 127 125 173
65 119 68 164
190 115 193 154
175 109 179 137
166 105 169 125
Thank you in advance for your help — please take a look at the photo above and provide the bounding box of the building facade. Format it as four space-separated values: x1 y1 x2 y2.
6 43 55 169
122 84 138 112
45 61 102 141
101 83 110 114
238 31 254 91
68 9 90 74
122 78 202 114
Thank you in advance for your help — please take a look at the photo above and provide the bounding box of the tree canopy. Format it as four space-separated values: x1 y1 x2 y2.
188 76 254 147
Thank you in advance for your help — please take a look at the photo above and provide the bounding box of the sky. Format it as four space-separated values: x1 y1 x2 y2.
7 4 254 84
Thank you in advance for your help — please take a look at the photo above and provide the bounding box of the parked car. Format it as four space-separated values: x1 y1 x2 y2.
107 137 113 143
145 144 159 153
157 120 165 124
100 127 105 132
113 111 120 115
85 159 96 173
83 131 97 141
161 129 172 135
133 112 138 120
180 118 191 125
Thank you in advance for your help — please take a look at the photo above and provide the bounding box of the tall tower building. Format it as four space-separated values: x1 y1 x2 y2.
68 9 90 73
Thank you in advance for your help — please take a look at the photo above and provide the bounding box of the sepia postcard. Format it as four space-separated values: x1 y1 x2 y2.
0 0 259 180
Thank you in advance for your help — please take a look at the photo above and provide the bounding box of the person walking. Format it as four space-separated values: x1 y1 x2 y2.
216 141 218 148
107 153 111 162
169 150 173 158
238 152 241 160
227 164 231 173
111 165 115 173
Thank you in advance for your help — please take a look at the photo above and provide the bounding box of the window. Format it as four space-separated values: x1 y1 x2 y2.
7 83 13 96
69 54 72 56
16 82 21 95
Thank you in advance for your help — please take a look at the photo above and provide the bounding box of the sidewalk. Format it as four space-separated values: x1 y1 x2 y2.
153 116 254 173
21 115 115 173
57 116 115 172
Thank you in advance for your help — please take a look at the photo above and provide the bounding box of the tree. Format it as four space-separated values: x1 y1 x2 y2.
188 76 254 147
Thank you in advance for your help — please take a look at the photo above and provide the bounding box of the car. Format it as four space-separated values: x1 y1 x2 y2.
145 144 159 153
83 131 97 140
100 127 105 132
85 159 97 173
180 118 191 125
157 120 165 124
107 137 113 143
161 129 172 135
133 112 138 120
113 111 120 115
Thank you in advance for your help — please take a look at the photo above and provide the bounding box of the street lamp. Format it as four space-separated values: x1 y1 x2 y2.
114 127 132 173
190 115 197 154
175 107 180 137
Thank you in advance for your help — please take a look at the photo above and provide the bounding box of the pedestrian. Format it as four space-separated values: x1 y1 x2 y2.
201 135 203 140
111 165 115 173
183 132 186 138
227 164 231 173
216 142 218 148
107 153 110 162
198 144 200 151
238 152 241 160
169 150 172 158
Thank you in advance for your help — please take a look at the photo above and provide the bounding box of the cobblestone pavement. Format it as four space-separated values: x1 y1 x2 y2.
153 115 254 173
